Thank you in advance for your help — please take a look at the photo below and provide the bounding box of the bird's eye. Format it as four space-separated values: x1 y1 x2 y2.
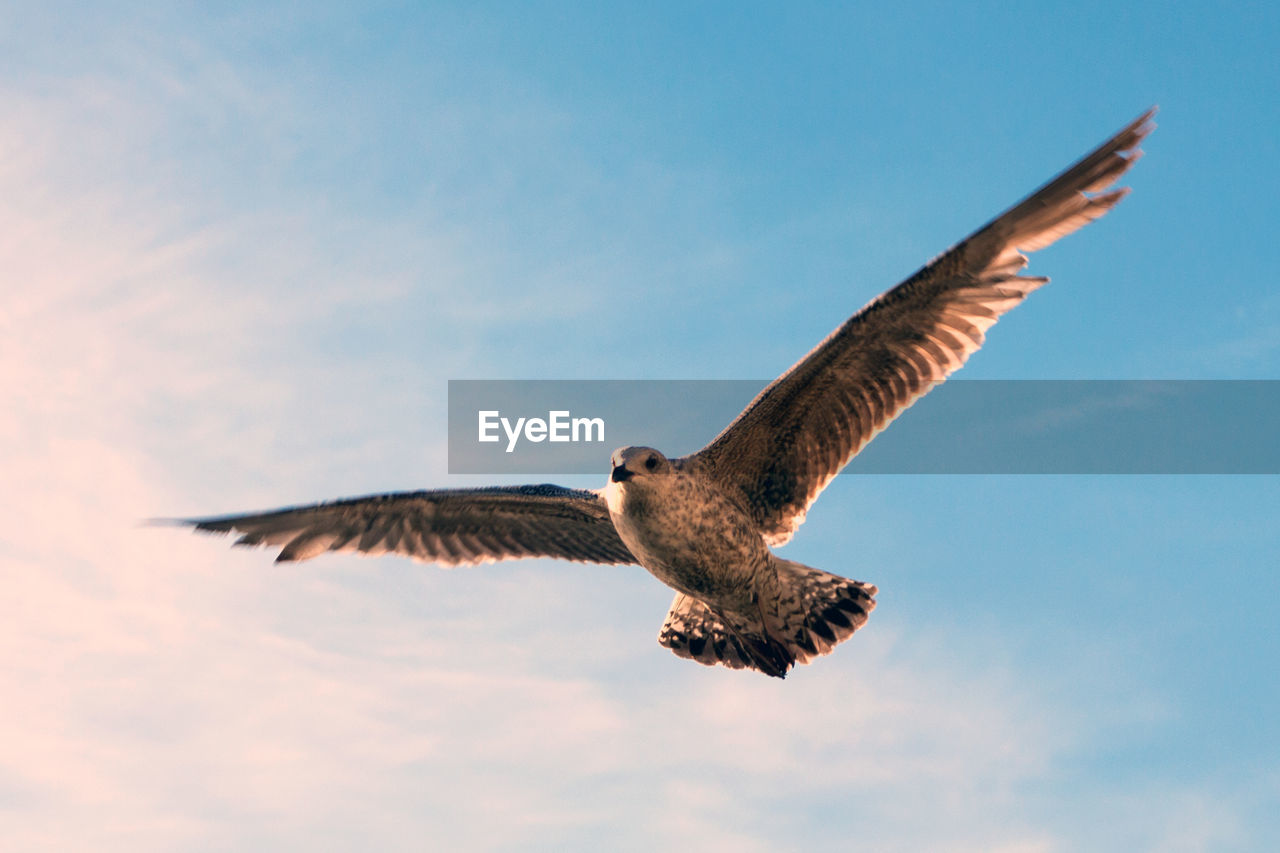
645 456 658 471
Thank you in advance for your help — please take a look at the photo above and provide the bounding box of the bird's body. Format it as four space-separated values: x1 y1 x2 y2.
167 110 1155 678
603 446 876 676
604 450 765 609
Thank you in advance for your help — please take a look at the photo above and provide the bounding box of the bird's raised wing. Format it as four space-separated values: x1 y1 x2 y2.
168 484 636 566
693 109 1155 545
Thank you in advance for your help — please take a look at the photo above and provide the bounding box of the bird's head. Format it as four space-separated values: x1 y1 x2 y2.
610 446 672 484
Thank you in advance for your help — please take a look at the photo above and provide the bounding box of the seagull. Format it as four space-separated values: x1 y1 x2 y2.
171 110 1155 678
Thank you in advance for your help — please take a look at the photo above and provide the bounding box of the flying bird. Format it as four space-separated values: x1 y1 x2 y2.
171 110 1155 678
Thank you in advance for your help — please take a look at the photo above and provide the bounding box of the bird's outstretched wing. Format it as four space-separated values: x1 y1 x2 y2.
693 109 1155 545
167 484 636 566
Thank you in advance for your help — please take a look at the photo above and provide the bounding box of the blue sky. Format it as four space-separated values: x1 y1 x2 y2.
2 2 1278 850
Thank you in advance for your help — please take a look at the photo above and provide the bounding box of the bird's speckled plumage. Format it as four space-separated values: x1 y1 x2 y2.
168 110 1154 678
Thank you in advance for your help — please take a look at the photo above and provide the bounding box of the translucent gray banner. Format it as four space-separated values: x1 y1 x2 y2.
447 380 1280 475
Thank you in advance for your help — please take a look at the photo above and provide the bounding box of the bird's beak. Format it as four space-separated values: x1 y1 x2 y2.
611 465 633 483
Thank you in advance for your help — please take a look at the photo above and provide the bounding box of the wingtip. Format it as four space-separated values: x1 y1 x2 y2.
1126 107 1158 148
143 516 195 529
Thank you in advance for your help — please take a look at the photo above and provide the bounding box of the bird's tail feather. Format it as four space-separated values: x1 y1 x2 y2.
658 593 794 678
656 561 876 678
771 557 877 664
